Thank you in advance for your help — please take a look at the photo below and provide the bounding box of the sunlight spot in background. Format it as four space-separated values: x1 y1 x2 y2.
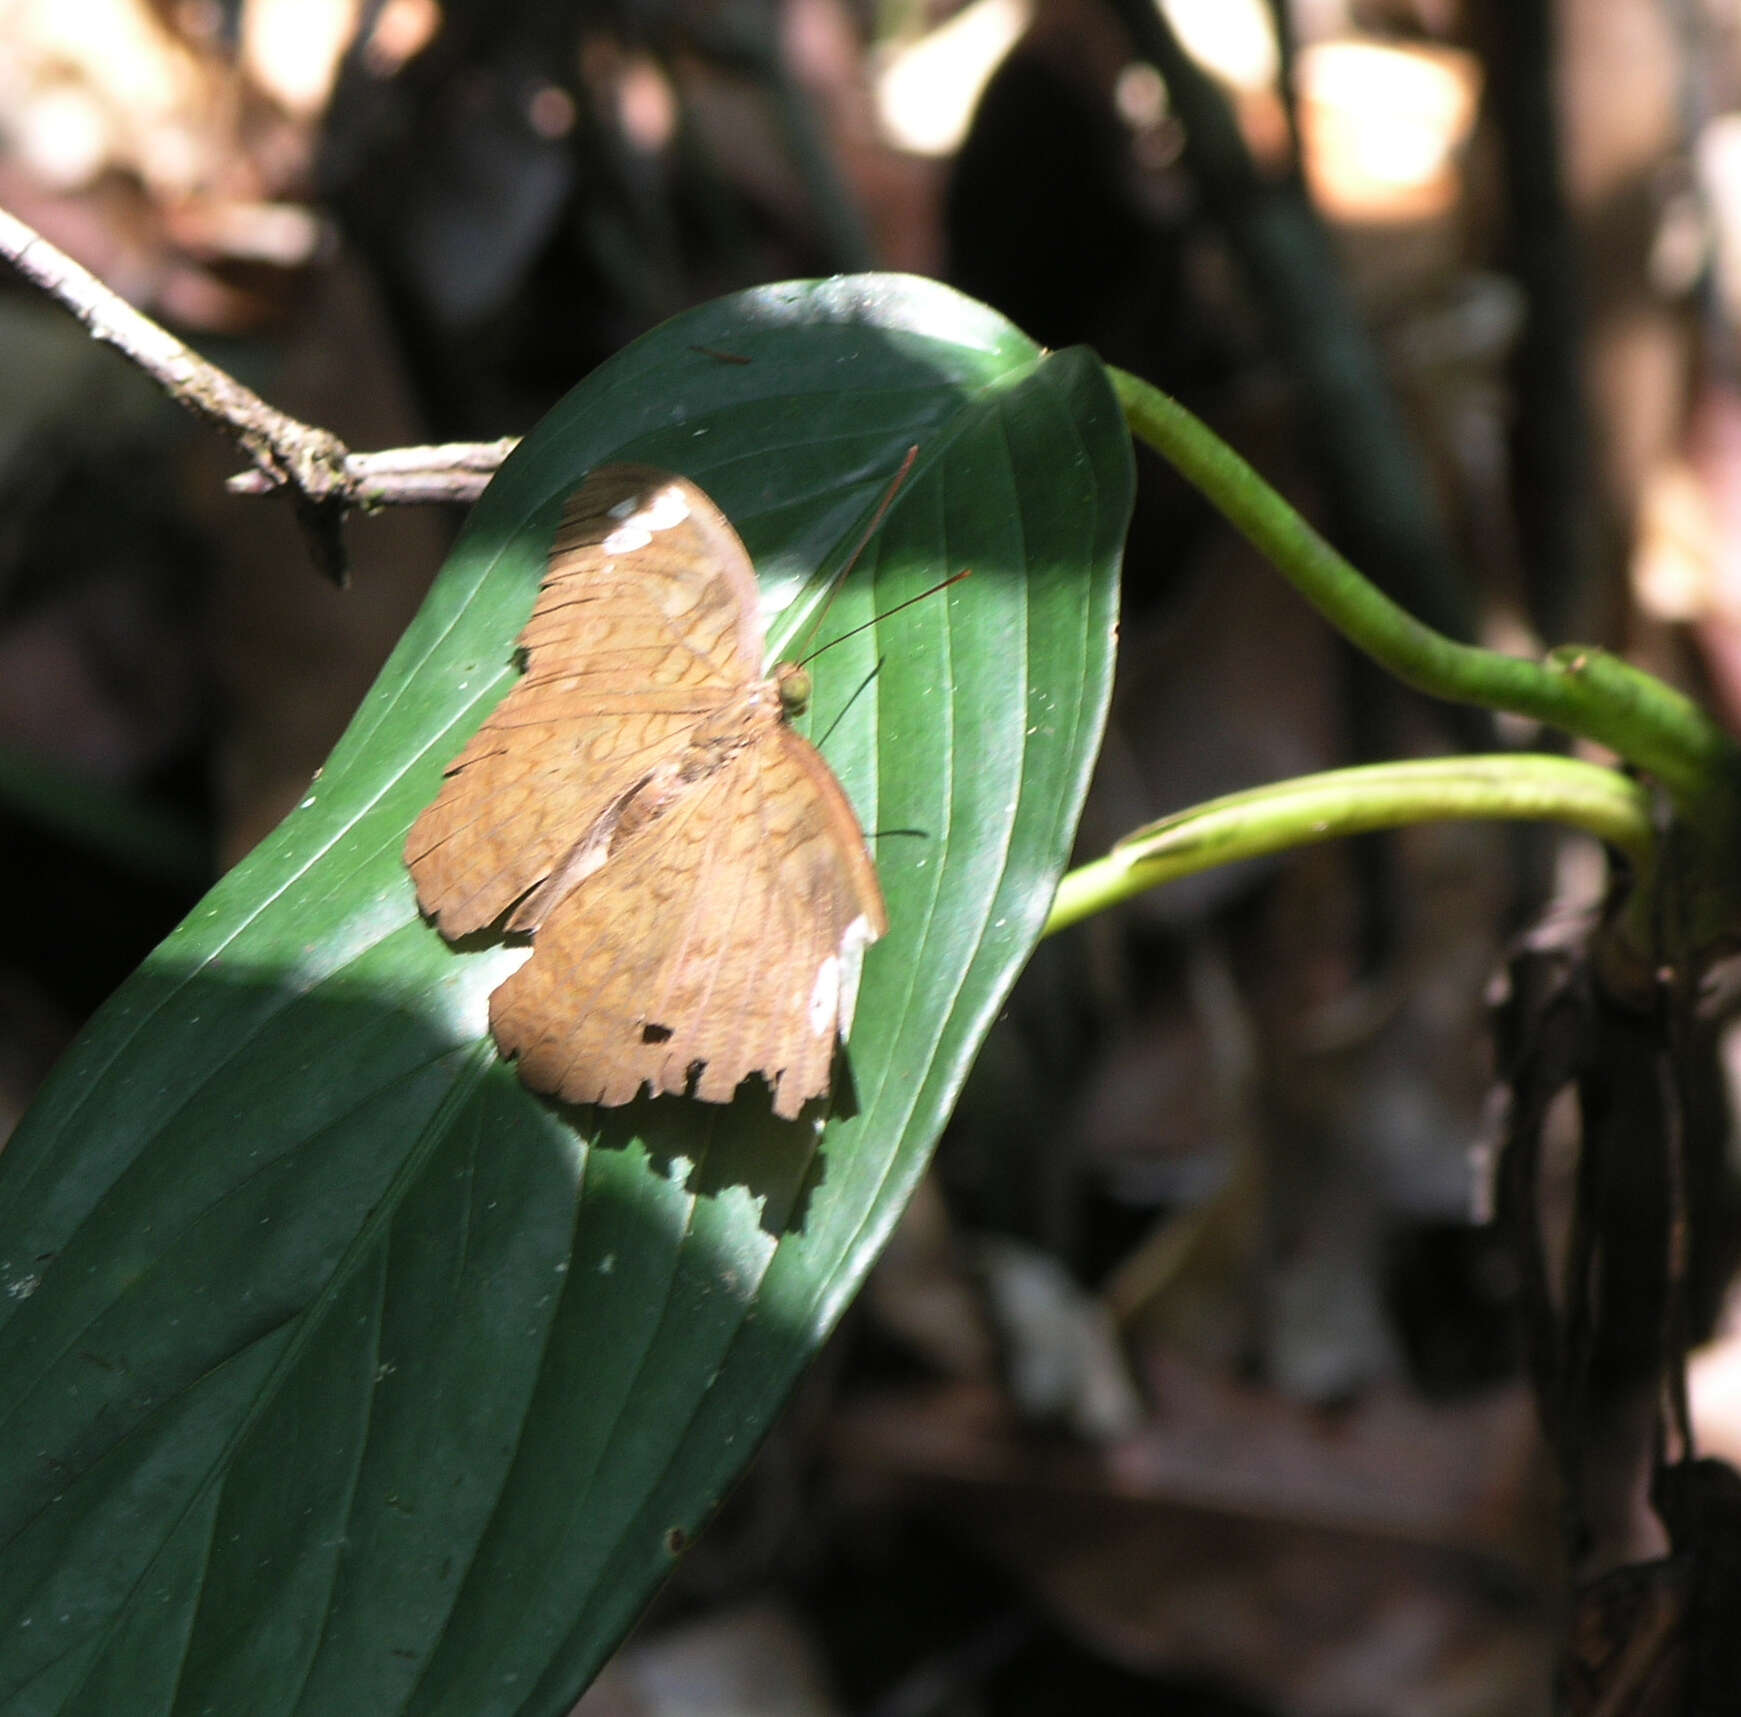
240 0 443 111
1697 113 1741 324
1299 40 1479 220
241 0 360 116
616 55 678 154
872 0 1276 158
1160 0 1278 91
872 0 1033 157
0 0 208 192
1114 62 1167 132
2 0 195 120
12 85 110 188
578 38 678 156
870 0 1476 237
362 0 443 78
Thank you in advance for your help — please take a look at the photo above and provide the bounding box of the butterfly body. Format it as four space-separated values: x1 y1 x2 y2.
405 465 887 1119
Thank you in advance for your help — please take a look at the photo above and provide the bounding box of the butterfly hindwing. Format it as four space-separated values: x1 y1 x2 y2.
489 723 884 1119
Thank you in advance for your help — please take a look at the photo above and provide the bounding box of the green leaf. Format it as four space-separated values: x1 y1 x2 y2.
0 276 1131 1717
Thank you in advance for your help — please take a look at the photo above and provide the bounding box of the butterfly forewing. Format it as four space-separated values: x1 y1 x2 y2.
405 468 765 936
518 465 766 702
404 464 887 1116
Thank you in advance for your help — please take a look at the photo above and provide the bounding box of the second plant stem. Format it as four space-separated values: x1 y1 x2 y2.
1108 368 1741 836
1046 754 1655 936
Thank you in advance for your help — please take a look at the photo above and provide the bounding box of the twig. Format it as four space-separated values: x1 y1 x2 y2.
224 439 518 507
0 204 515 581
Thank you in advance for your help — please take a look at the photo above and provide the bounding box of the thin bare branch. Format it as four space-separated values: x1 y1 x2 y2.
0 204 516 580
225 439 518 507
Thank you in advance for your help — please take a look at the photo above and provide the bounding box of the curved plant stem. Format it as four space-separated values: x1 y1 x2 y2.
1107 368 1741 829
1045 755 1655 937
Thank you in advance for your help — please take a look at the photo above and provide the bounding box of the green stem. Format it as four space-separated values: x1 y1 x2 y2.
1045 755 1654 937
1107 367 1741 825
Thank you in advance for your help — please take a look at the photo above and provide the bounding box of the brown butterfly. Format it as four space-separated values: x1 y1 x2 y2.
404 464 888 1119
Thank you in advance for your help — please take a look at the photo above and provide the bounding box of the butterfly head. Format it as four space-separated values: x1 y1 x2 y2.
774 661 812 719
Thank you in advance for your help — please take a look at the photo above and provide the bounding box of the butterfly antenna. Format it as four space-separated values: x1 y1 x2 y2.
796 570 972 671
791 445 919 658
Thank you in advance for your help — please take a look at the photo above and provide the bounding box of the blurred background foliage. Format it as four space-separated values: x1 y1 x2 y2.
10 0 1741 1710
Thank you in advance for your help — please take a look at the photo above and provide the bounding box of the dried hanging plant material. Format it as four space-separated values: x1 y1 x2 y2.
405 465 888 1119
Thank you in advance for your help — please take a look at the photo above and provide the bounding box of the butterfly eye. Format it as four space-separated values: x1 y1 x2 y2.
778 664 812 717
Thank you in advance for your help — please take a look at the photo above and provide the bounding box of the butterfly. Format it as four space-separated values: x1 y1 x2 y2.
404 464 888 1119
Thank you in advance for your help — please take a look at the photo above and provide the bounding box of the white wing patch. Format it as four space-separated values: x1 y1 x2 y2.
809 954 840 1038
602 482 692 555
810 912 875 1041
